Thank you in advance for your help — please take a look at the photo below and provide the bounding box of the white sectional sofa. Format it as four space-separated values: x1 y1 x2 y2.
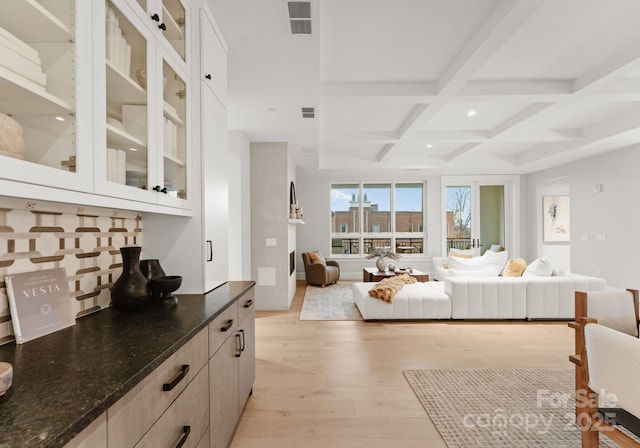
353 282 451 320
445 277 527 319
352 273 606 320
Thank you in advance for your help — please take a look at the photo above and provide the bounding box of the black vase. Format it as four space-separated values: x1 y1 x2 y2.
111 246 150 311
140 259 166 281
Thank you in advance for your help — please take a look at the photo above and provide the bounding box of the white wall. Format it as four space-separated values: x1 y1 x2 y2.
523 145 640 290
228 130 251 280
295 168 441 280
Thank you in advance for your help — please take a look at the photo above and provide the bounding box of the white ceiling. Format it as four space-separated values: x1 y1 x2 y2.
207 0 640 174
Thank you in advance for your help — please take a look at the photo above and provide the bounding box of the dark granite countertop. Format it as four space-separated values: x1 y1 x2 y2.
0 280 255 448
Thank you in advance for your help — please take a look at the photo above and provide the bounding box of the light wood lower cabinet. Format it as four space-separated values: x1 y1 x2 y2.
135 366 209 448
64 287 255 448
209 289 255 447
64 413 107 448
107 329 208 448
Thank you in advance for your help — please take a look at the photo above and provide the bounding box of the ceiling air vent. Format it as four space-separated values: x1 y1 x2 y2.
288 1 312 34
301 107 315 118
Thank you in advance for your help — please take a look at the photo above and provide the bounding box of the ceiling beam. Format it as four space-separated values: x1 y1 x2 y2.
437 0 547 96
446 103 555 160
573 44 640 93
516 106 640 166
377 0 546 163
323 128 579 144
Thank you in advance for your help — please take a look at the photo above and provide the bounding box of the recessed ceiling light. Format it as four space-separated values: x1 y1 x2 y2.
426 144 433 148
55 116 65 122
129 147 138 152
467 109 477 117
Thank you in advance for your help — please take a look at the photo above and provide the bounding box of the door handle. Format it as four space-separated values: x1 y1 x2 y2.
206 240 213 262
240 329 245 352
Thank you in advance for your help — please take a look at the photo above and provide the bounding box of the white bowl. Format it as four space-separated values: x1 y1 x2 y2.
0 362 12 396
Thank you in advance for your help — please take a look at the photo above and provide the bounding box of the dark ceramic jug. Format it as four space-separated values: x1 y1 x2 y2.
140 259 166 281
111 246 150 311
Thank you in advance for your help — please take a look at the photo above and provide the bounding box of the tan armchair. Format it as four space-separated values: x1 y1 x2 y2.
302 251 340 287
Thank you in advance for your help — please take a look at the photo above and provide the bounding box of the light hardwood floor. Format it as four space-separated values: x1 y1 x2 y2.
230 281 573 447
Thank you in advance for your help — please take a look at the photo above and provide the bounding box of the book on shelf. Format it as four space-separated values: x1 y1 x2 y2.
5 267 75 344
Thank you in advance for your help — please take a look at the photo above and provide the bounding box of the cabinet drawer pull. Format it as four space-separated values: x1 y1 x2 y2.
240 329 246 352
159 22 167 31
175 425 191 448
205 74 212 80
163 364 190 391
235 333 242 357
151 13 160 22
243 299 253 308
220 319 234 332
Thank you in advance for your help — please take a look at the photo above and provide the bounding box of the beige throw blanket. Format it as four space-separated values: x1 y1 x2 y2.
368 274 417 302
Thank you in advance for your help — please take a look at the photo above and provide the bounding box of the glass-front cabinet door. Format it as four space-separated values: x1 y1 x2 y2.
128 0 187 65
105 0 150 193
161 59 187 200
96 0 190 208
0 0 92 190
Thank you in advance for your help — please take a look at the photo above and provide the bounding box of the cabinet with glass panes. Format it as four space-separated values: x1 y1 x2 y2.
96 0 190 208
0 0 93 191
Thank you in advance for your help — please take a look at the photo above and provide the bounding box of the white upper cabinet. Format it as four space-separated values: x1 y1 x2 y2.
0 0 93 191
94 0 191 209
200 10 227 106
128 0 188 68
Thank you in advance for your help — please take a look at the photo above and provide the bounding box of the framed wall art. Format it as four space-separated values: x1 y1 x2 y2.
543 195 570 242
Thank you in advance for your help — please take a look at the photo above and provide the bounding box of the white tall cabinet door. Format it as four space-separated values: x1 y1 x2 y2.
201 84 228 292
200 11 227 106
200 6 228 292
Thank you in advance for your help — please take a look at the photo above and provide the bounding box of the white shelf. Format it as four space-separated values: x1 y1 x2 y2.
288 218 305 225
106 123 146 151
0 66 73 115
0 0 73 43
163 100 183 126
163 153 184 167
106 60 146 106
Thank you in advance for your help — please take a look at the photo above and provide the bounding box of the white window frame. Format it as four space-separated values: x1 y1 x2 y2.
330 181 426 258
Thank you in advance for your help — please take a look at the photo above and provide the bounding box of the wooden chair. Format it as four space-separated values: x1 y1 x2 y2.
569 289 640 447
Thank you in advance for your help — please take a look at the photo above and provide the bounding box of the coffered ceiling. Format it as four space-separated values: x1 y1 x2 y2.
207 0 640 174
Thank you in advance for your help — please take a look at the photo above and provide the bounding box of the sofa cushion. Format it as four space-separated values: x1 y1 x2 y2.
353 282 451 320
523 257 553 276
444 249 475 268
447 255 487 270
449 267 500 277
503 258 527 277
481 250 509 274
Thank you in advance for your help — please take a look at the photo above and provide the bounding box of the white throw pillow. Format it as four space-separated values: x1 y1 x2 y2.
449 267 501 277
481 250 509 275
523 257 554 276
448 255 487 270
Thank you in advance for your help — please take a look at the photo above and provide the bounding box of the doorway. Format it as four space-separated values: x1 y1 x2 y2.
442 176 517 256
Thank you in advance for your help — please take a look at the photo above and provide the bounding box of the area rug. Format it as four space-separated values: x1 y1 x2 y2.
403 368 623 448
299 282 363 321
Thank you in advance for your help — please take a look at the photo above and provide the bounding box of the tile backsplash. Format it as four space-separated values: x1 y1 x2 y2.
0 197 142 345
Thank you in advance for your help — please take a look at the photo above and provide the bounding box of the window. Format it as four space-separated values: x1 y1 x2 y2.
330 182 425 255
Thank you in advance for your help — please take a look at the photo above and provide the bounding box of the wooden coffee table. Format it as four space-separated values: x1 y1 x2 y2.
362 267 429 282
